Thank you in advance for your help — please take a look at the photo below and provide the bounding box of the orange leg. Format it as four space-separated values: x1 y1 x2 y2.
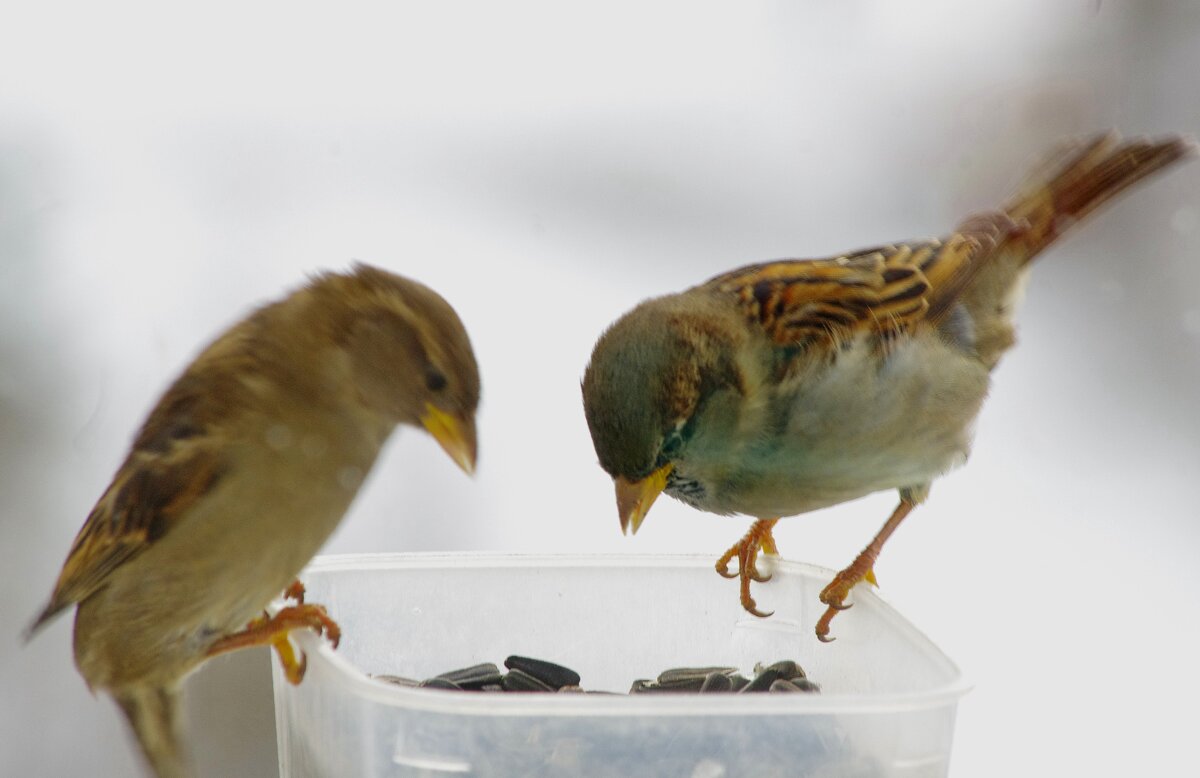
206 603 341 685
816 498 915 642
714 519 780 617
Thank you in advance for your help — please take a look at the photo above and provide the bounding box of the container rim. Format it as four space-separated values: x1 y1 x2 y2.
283 551 972 717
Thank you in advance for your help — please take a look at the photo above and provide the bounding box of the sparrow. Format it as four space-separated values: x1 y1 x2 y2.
582 132 1193 642
25 263 480 777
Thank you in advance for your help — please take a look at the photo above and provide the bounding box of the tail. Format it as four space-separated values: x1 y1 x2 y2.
114 685 193 778
1002 132 1195 263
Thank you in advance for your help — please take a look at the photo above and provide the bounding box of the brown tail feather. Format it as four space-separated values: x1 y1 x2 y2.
115 685 193 778
1003 131 1195 262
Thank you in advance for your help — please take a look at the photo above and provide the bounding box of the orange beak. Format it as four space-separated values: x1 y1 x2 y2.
614 463 673 535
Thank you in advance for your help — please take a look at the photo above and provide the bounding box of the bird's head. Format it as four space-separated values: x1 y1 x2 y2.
582 295 737 534
321 263 480 474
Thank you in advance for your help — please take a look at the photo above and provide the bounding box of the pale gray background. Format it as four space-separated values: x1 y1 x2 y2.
3 1 1198 776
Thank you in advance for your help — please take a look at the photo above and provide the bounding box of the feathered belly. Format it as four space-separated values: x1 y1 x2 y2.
670 333 991 518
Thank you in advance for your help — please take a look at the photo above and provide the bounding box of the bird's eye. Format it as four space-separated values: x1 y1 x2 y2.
425 367 447 392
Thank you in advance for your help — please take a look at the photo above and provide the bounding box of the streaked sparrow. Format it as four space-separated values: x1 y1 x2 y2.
582 133 1193 641
27 263 480 776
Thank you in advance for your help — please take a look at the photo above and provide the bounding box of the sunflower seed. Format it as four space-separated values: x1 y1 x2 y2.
418 677 462 691
502 667 555 692
504 655 581 689
698 672 734 693
756 660 806 681
657 666 738 685
433 662 504 689
739 667 783 693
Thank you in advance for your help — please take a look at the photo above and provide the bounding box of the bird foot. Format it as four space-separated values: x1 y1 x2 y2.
814 565 875 642
206 602 341 685
714 519 780 618
814 496 915 642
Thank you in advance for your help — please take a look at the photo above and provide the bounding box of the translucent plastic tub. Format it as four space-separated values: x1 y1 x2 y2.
273 553 968 777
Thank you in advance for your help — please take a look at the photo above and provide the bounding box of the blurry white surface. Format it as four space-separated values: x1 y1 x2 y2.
2 2 1198 776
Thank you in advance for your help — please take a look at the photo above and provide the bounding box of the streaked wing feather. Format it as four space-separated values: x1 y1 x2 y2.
918 214 1015 323
30 363 245 631
707 233 1001 347
39 441 225 621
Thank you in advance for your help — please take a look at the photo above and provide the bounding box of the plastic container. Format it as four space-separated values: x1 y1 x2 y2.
273 553 967 777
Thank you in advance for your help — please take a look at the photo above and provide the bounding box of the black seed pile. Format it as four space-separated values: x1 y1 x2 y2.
359 657 888 776
374 655 820 696
629 659 819 695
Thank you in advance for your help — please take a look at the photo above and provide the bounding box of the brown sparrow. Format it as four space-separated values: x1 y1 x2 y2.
26 264 480 777
582 133 1193 642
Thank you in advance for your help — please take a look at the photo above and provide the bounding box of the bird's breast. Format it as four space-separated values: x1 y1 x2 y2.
671 331 991 518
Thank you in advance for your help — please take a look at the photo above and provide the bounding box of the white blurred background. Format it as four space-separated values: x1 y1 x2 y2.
2 1 1198 776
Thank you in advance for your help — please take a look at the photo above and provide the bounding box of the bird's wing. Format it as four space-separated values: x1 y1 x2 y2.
706 216 1013 347
708 134 1193 351
28 371 238 634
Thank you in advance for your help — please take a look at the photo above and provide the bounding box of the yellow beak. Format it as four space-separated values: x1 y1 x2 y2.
420 403 477 475
615 463 673 535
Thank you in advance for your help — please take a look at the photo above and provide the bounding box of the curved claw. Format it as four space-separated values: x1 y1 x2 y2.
748 565 772 584
739 585 777 614
815 606 839 643
306 604 342 649
715 558 739 579
740 556 774 618
815 576 857 638
818 572 858 610
716 544 758 580
715 518 783 618
743 596 775 619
